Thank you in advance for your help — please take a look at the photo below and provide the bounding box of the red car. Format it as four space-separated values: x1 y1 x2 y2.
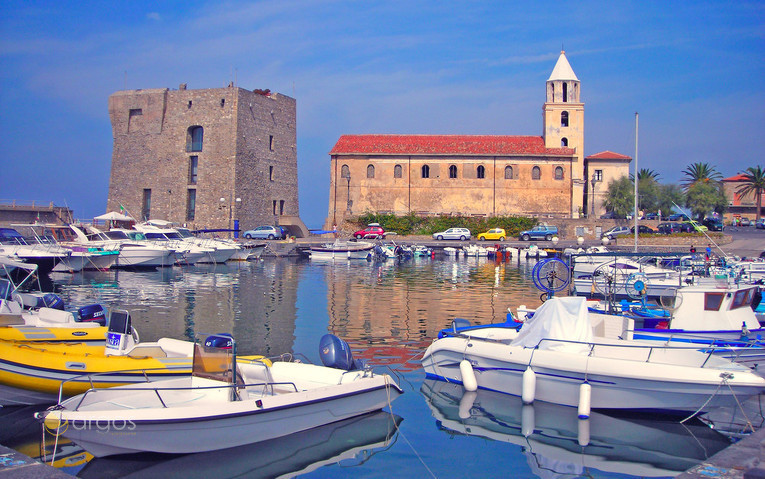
354 224 386 239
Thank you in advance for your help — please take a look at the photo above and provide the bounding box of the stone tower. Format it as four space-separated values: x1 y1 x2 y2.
543 51 585 216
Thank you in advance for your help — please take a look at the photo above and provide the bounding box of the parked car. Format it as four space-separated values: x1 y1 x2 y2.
518 225 559 241
353 223 386 239
657 222 682 234
630 225 657 234
756 219 765 230
739 217 752 227
642 213 660 220
601 226 631 240
667 213 690 222
600 211 627 219
681 221 707 232
702 218 724 231
477 228 507 241
242 226 283 240
432 227 471 241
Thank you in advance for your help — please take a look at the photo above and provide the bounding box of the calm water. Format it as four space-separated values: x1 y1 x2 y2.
2 256 752 478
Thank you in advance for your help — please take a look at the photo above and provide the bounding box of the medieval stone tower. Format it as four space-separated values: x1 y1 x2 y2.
543 51 585 216
107 85 306 236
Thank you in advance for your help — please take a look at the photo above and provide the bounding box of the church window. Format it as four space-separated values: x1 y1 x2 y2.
449 165 457 179
340 164 350 179
554 166 564 180
367 164 375 178
561 138 568 147
563 82 568 102
477 165 485 179
187 126 203 152
504 166 513 179
422 165 430 178
561 111 569 127
394 164 402 178
532 166 541 180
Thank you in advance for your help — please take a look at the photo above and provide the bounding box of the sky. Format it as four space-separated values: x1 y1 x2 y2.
1 1 763 228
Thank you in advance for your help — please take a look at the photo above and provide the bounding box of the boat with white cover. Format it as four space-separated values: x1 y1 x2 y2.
67 225 175 268
39 334 402 457
309 240 375 260
422 296 765 415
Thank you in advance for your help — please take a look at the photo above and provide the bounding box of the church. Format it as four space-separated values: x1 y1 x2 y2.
325 51 631 227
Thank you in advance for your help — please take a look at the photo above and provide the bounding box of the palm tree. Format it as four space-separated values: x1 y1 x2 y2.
681 163 722 189
735 166 765 222
637 168 660 181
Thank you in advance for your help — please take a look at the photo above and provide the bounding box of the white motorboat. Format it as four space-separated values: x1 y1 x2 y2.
0 227 71 275
66 225 175 268
175 227 238 263
462 244 490 257
39 334 402 457
422 296 765 415
133 223 214 265
309 240 375 260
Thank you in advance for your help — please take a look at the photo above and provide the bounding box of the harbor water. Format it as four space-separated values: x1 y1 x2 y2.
2 255 761 478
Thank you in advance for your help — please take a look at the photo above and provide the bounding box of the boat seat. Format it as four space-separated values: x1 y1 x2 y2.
126 345 167 358
157 338 194 357
36 308 76 324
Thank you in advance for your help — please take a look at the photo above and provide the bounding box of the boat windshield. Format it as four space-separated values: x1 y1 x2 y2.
0 228 29 245
192 334 238 399
104 231 130 240
176 228 194 238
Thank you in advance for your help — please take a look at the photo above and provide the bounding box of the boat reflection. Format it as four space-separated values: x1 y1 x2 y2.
420 379 730 477
76 410 402 478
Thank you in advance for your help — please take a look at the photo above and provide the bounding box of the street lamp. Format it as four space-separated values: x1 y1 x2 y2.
591 173 597 217
346 174 352 215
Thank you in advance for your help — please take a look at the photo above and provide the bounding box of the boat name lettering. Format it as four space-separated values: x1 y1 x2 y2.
73 418 137 433
71 331 87 336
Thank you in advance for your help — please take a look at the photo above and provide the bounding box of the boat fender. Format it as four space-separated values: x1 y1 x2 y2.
578 382 591 419
577 418 590 446
205 333 233 349
458 391 477 419
521 404 535 437
319 334 355 371
459 360 477 392
77 304 106 325
522 367 536 404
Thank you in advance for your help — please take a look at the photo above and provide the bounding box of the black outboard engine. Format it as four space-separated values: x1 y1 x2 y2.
204 333 234 349
319 334 365 371
77 304 106 325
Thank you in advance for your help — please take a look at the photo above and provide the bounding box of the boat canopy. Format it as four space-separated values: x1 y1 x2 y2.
512 296 592 352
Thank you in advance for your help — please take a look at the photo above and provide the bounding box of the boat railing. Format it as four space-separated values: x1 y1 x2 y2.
56 366 189 405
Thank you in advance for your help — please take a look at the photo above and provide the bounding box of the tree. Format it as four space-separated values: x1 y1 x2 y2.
656 184 685 217
685 181 727 220
681 162 722 189
735 166 765 222
637 176 661 214
634 168 661 181
603 176 635 217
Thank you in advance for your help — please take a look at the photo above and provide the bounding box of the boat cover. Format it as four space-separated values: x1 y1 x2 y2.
511 296 592 353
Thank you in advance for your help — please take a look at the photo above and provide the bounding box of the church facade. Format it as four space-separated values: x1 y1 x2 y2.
325 51 630 227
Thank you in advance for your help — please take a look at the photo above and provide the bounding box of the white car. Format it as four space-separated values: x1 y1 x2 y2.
432 228 471 241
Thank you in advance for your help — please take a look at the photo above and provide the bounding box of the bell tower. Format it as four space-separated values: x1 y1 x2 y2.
543 51 584 216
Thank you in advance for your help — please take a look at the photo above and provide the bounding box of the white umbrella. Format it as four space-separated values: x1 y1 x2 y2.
94 212 134 222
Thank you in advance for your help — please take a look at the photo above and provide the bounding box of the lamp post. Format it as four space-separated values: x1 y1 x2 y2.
591 173 597 217
346 174 352 215
219 196 241 238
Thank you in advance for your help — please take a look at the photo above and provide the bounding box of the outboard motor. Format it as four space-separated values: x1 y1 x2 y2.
12 292 64 310
204 333 234 349
104 310 136 356
41 293 65 310
77 304 106 325
319 334 365 371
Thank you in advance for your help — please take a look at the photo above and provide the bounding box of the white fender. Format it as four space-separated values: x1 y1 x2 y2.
578 418 590 446
578 382 591 419
459 360 478 392
458 391 477 419
522 367 536 404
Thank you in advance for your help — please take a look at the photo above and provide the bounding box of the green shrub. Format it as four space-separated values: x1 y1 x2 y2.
352 214 537 236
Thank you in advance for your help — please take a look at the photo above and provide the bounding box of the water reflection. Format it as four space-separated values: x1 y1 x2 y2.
420 379 730 477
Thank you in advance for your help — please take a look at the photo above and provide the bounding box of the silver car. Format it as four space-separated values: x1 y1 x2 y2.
242 226 283 240
432 227 471 241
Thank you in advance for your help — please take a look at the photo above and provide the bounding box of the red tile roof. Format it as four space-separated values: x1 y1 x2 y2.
723 174 748 182
585 150 632 160
329 135 574 156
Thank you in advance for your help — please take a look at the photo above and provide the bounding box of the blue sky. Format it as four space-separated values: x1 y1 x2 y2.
2 1 763 228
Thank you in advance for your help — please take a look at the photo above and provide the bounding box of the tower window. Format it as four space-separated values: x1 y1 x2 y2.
367 164 375 178
188 156 198 184
394 164 402 178
554 166 564 180
563 82 568 102
449 165 457 179
186 189 196 221
269 135 274 151
142 189 152 221
187 126 203 152
504 166 513 179
532 166 541 180
220 98 225 107
341 164 350 179
269 165 274 181
421 165 430 179
477 165 485 179
561 111 569 127
561 138 568 147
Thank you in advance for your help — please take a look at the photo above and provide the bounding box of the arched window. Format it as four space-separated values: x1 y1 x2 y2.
554 166 564 180
394 164 402 178
561 138 568 147
367 164 375 178
340 164 350 179
561 111 569 127
449 165 457 179
532 166 541 180
421 165 430 179
504 166 513 179
477 165 485 179
187 126 204 152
